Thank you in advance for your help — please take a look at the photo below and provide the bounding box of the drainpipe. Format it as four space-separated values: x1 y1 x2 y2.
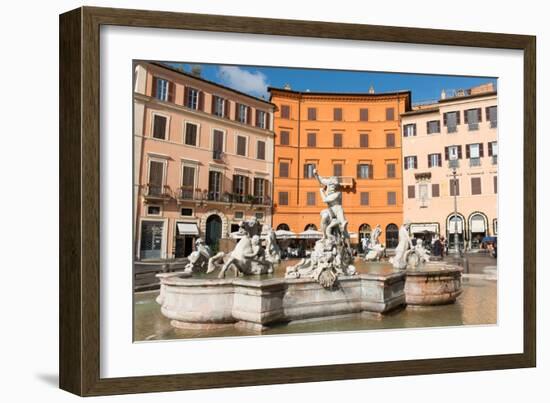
297 94 301 205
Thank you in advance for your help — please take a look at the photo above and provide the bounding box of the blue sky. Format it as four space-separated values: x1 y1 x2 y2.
167 62 497 104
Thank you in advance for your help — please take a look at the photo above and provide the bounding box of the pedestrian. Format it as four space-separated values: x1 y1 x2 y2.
432 237 442 259
440 236 446 258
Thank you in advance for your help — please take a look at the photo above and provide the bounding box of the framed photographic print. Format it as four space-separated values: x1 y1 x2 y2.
59 6 536 396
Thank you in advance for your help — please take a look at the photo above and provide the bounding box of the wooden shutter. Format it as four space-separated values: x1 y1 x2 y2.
183 87 189 107
149 161 164 187
413 124 417 136
234 103 239 121
478 108 483 122
198 91 204 111
464 110 469 124
427 154 432 167
457 145 463 159
369 164 374 179
247 106 252 125
438 153 442 167
444 147 449 160
413 156 418 169
225 100 230 119
466 144 471 159
152 76 158 98
488 142 493 156
264 179 270 200
211 96 216 115
479 143 484 157
443 113 447 126
167 81 175 103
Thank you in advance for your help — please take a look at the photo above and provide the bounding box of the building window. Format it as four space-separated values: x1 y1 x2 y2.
304 163 316 178
184 122 198 146
387 163 396 178
428 153 442 168
385 132 395 147
407 185 415 199
444 111 460 133
147 205 161 216
147 160 165 196
333 163 343 177
450 178 460 196
279 161 289 178
386 224 399 248
212 95 226 117
152 115 167 140
280 131 290 145
154 78 170 101
281 105 290 119
467 143 484 167
181 166 196 199
387 191 397 205
255 110 267 129
234 211 244 220
257 140 266 160
360 133 369 148
404 156 417 170
333 108 343 121
307 107 317 121
278 191 289 205
236 136 247 156
360 192 369 205
403 124 416 137
489 141 498 164
185 87 200 110
232 174 249 203
486 106 497 128
386 107 395 121
253 178 266 204
307 132 317 147
427 120 441 134
357 164 372 179
237 103 249 124
255 212 264 221
181 208 193 216
359 108 369 121
465 108 482 131
494 176 497 193
333 133 343 147
212 129 224 159
445 145 462 162
208 171 222 201
432 183 440 197
471 177 482 195
307 192 316 206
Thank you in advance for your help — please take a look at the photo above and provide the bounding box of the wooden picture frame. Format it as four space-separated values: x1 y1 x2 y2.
59 6 536 396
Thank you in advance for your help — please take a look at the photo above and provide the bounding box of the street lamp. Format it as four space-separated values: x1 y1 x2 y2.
451 166 460 257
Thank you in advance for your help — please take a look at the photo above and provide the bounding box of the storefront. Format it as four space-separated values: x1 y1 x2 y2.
174 221 199 258
409 223 439 246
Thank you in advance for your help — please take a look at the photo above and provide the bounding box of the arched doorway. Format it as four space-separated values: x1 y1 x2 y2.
446 213 465 251
469 212 488 249
358 224 371 252
304 223 317 231
205 214 222 248
385 224 399 249
277 223 290 231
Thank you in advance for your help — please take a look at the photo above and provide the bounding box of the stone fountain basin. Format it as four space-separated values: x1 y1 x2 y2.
156 271 406 332
405 263 463 306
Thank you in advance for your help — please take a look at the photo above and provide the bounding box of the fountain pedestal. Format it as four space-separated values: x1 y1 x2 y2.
405 263 463 305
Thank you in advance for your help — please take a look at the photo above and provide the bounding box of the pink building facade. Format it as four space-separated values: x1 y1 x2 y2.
401 84 498 250
133 62 275 260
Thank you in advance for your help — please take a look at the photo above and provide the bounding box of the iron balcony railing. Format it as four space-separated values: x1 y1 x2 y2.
212 150 224 161
492 155 498 165
448 159 460 169
144 184 171 198
469 157 481 167
447 125 457 134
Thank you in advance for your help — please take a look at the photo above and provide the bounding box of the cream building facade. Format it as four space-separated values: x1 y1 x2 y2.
401 84 498 250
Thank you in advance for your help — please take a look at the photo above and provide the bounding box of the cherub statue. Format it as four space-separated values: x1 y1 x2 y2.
183 238 211 274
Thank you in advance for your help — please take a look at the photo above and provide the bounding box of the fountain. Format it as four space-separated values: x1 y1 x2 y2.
156 170 462 332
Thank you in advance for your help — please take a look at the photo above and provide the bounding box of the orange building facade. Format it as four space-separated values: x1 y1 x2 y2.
270 88 411 247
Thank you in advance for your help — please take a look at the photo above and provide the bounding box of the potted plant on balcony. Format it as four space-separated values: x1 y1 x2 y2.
222 191 233 206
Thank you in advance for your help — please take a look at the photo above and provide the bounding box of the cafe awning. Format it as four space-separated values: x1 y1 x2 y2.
176 222 199 236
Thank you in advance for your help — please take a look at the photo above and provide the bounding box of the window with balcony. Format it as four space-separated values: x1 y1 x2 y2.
307 132 317 147
444 111 460 133
359 108 369 121
280 131 290 146
181 166 195 200
333 133 343 147
486 106 497 128
428 153 442 168
489 141 498 164
147 160 165 197
304 163 316 178
465 108 482 131
427 120 441 134
253 178 266 204
467 143 484 167
152 115 167 140
257 140 266 160
357 164 372 179
184 122 198 146
387 191 397 205
403 124 416 137
445 145 462 167
208 171 222 201
404 155 417 170
233 174 249 203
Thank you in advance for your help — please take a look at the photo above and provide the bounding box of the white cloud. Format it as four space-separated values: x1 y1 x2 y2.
217 66 270 99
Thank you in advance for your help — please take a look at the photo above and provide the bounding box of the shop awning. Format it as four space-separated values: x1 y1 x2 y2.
410 223 439 234
177 222 199 235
